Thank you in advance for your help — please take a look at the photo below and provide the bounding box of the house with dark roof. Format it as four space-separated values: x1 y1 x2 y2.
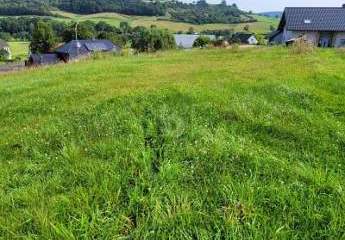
55 40 119 62
232 33 258 45
270 6 345 47
27 40 120 66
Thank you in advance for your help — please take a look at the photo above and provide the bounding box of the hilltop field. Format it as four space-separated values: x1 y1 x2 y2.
8 42 29 60
0 47 344 239
51 11 278 34
0 10 277 34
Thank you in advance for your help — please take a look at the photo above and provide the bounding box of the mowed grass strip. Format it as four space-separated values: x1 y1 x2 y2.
0 47 345 239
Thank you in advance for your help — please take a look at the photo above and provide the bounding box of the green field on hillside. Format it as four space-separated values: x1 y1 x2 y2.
0 48 344 239
52 10 278 33
8 42 30 60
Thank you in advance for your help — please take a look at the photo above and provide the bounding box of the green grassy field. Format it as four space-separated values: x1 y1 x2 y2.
0 47 344 239
52 10 278 33
8 42 30 60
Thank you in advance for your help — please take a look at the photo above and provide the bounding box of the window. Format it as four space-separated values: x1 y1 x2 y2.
304 19 311 24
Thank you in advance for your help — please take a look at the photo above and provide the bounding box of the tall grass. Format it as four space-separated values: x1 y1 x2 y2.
289 38 315 54
0 48 344 239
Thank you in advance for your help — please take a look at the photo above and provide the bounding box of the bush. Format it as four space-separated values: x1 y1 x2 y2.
193 36 211 48
131 28 176 52
0 32 13 41
98 32 127 48
0 48 11 60
212 39 230 48
256 34 266 45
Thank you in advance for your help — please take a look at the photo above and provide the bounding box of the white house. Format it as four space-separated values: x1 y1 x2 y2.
232 33 258 45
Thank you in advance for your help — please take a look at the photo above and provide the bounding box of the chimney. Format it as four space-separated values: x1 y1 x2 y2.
343 3 345 7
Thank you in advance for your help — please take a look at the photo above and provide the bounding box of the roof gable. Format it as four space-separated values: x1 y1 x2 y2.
280 7 345 31
55 40 116 55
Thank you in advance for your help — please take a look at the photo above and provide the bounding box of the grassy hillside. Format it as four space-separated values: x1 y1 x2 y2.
1 48 344 239
8 41 30 60
52 10 278 33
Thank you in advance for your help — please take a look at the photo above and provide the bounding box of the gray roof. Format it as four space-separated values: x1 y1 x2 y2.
55 40 119 58
279 7 345 31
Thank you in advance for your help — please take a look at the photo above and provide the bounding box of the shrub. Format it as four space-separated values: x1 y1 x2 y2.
193 36 211 48
131 28 176 52
243 24 250 32
255 34 266 45
98 32 127 48
0 32 12 41
0 48 11 60
212 39 230 48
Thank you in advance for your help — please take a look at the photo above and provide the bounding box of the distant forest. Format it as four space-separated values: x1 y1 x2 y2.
0 0 256 24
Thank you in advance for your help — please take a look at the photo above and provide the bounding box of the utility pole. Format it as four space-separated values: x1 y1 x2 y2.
75 21 80 57
75 21 79 40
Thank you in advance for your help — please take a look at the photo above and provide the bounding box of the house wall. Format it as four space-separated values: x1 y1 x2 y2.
283 27 319 45
333 33 345 48
282 30 345 48
304 32 319 45
271 32 283 44
283 28 299 41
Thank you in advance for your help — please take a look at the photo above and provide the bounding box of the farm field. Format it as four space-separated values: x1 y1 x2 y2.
51 10 278 33
8 42 30 60
0 47 344 239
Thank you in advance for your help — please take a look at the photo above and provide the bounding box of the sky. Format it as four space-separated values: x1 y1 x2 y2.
182 0 345 12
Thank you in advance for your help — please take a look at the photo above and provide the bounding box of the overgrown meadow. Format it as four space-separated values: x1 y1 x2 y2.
0 47 344 239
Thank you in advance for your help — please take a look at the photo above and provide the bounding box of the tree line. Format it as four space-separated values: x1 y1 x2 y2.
26 18 176 54
0 0 52 16
0 0 256 25
167 0 256 24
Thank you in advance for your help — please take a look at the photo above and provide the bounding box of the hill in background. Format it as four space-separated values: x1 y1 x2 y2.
51 10 278 34
258 11 283 19
0 0 255 25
